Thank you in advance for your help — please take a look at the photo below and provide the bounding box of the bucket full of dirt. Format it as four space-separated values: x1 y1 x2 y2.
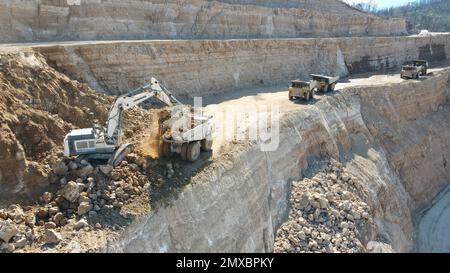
135 109 172 159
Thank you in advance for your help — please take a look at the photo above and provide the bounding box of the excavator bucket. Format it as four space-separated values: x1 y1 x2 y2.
108 143 134 167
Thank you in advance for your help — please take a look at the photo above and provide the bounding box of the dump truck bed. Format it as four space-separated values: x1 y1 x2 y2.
310 74 340 84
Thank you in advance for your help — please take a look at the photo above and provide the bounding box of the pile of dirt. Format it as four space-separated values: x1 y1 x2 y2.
0 51 113 202
273 159 381 253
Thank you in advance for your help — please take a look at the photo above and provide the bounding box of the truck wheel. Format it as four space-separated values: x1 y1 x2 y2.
186 141 201 162
304 92 310 101
289 95 294 101
310 89 315 100
328 83 336 92
180 143 188 161
416 73 419 79
201 139 213 151
161 142 172 157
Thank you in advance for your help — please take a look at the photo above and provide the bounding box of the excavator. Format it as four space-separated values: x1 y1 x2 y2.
63 78 213 166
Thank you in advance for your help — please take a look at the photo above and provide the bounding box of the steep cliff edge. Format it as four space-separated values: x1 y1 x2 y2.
0 0 406 43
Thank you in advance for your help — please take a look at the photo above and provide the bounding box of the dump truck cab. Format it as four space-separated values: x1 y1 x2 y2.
401 65 420 79
412 60 428 75
401 60 428 79
289 80 314 101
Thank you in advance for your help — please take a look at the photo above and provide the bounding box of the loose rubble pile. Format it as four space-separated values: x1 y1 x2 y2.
273 159 373 253
0 152 157 253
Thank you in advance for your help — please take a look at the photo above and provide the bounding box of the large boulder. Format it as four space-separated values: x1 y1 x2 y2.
75 164 94 177
0 219 18 242
60 181 82 203
52 161 68 176
77 202 91 216
44 229 62 244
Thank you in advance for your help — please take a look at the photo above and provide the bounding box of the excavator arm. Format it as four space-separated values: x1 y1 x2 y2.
105 77 182 144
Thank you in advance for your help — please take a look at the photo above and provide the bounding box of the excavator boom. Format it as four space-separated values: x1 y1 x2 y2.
105 78 182 143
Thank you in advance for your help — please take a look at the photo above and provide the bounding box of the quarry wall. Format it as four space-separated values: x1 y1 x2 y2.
0 0 406 43
31 34 450 96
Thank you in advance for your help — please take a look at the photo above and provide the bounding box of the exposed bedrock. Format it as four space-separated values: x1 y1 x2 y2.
104 69 450 253
0 0 406 43
32 35 450 96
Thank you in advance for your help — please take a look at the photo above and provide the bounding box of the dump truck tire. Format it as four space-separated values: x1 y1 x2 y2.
161 142 172 157
328 83 336 92
310 89 315 100
304 92 311 101
186 141 201 162
289 95 294 101
180 143 188 161
201 139 213 151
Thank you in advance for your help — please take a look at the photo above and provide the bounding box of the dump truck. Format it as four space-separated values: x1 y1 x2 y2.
160 107 213 162
289 74 339 101
401 60 428 79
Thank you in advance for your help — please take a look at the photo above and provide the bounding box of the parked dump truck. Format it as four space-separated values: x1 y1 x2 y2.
401 60 428 79
289 74 339 101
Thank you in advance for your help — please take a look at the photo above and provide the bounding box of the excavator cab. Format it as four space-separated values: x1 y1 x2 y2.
63 128 97 157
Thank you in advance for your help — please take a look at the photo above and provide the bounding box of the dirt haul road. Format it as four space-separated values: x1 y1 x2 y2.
202 64 449 157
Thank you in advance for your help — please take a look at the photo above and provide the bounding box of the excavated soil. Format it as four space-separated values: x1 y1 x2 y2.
0 51 111 202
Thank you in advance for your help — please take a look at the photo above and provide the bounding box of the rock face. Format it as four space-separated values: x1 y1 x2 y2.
32 34 450 96
0 0 406 43
104 69 450 253
416 184 450 252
